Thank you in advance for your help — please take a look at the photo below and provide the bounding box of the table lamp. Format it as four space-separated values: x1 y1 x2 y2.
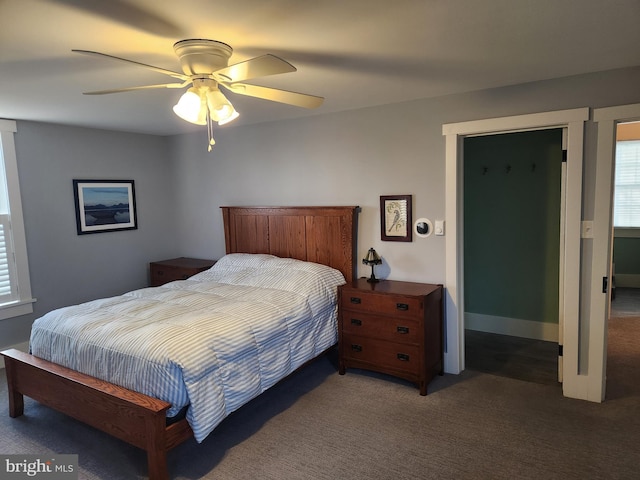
362 248 382 283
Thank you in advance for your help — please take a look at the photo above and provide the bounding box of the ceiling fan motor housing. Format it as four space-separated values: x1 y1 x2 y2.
173 39 233 75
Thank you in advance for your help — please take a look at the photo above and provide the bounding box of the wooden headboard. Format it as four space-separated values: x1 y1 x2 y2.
221 206 359 282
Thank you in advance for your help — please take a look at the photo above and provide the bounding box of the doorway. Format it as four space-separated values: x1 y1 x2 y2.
462 129 562 385
443 108 589 400
605 121 640 399
591 103 640 402
610 121 640 315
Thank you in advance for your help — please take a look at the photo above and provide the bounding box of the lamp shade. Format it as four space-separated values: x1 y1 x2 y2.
206 89 238 124
362 248 382 266
362 247 382 283
172 88 207 125
218 110 239 125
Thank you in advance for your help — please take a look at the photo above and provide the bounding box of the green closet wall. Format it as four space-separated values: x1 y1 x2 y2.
613 237 640 275
464 129 563 326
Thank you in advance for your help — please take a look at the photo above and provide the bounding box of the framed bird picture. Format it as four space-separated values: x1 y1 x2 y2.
380 194 412 242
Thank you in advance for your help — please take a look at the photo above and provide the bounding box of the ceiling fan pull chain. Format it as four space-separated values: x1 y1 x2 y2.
207 109 215 152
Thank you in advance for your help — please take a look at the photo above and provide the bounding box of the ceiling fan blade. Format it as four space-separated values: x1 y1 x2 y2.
73 49 188 81
224 83 323 109
83 82 189 95
213 55 296 83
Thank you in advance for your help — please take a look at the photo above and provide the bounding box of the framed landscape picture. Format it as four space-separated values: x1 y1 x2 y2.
73 179 137 235
380 194 412 242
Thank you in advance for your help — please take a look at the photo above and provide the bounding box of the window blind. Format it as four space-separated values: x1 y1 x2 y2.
0 214 16 301
614 140 640 228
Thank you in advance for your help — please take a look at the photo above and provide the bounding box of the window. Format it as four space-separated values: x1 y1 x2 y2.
0 119 34 319
614 139 640 228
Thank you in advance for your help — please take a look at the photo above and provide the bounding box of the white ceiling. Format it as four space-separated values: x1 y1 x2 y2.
1 0 639 136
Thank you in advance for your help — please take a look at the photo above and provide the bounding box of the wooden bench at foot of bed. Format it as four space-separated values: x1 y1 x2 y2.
1 349 193 480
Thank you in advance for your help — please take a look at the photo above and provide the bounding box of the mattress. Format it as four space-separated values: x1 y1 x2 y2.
29 253 345 442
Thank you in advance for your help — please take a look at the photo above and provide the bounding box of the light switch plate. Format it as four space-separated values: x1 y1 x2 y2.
435 220 444 236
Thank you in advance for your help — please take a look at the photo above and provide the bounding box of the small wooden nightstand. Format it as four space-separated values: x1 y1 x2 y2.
338 278 444 395
149 257 216 287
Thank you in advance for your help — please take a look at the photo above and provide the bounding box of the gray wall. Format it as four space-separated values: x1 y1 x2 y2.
0 122 178 348
170 66 640 284
168 65 640 374
3 66 640 367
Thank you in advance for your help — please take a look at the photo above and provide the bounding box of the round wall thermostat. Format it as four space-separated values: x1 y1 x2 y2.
414 218 433 238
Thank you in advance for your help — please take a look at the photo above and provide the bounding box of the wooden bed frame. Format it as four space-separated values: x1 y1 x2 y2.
1 205 358 480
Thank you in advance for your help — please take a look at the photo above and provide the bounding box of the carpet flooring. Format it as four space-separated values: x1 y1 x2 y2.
610 287 640 317
606 287 640 401
1 289 638 479
2 343 640 480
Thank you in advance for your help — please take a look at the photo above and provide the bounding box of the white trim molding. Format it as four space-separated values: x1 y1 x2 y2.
0 119 36 320
465 313 559 342
442 108 590 401
592 103 640 402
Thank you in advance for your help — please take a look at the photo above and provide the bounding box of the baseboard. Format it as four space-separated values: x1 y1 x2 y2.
0 341 29 369
465 312 559 342
615 274 640 288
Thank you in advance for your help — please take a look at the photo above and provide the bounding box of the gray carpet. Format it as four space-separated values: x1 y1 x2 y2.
611 287 640 317
2 343 640 480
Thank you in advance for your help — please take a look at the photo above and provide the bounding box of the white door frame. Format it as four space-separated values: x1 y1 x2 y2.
442 108 590 400
591 103 640 402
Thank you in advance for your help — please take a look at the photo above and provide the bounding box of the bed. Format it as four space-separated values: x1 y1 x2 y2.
1 205 358 480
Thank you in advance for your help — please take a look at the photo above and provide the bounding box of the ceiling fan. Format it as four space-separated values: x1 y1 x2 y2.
73 39 324 150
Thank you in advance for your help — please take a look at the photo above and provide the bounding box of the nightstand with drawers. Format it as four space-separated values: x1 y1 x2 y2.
338 278 443 395
149 257 217 287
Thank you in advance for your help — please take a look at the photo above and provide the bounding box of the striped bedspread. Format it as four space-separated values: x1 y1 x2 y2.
29 254 345 442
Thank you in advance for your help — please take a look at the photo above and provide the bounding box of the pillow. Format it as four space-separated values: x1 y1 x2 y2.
190 254 346 314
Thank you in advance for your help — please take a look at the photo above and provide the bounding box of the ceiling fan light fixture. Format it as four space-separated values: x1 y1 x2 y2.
172 88 206 125
174 84 238 151
206 89 237 124
74 39 322 152
218 110 239 126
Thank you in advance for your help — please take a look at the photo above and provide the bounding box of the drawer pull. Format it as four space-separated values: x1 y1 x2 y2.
397 326 410 334
350 297 362 304
351 344 363 352
397 353 410 361
350 318 362 326
396 303 409 311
